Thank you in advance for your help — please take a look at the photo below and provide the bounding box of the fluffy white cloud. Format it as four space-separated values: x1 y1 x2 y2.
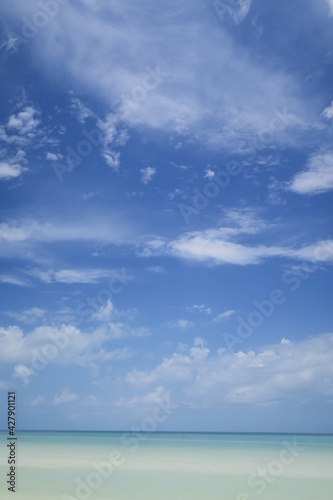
288 151 333 195
0 323 137 380
7 106 40 136
0 161 26 180
52 388 78 406
13 364 35 385
93 300 114 322
46 152 63 161
125 333 333 406
115 385 172 408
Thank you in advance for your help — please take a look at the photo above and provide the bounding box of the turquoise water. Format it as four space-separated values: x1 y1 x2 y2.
1 431 333 499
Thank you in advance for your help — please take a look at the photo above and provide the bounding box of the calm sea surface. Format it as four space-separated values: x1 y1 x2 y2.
1 431 333 499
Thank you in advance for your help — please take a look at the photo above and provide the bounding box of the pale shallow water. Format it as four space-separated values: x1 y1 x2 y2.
1 431 333 499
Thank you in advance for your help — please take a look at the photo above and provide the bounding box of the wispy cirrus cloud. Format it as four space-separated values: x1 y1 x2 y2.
1 0 314 150
0 274 31 287
28 268 112 284
213 310 235 322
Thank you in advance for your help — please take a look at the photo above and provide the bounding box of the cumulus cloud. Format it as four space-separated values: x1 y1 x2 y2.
0 161 26 180
93 300 114 322
7 106 40 136
288 151 333 195
115 385 172 408
52 388 78 406
0 323 137 380
125 333 333 406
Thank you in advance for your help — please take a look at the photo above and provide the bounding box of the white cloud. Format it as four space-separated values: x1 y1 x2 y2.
108 322 151 339
187 304 212 315
125 333 333 406
69 96 96 123
116 385 172 408
46 152 63 161
96 113 129 171
93 300 114 322
213 310 235 322
52 388 78 406
7 106 40 135
29 268 111 284
0 323 137 375
0 34 21 54
13 364 35 385
142 210 333 266
0 275 31 287
103 151 121 170
322 100 333 119
165 319 194 329
140 166 156 184
288 151 333 195
204 167 215 179
6 308 46 324
3 0 310 149
0 218 136 260
0 161 26 180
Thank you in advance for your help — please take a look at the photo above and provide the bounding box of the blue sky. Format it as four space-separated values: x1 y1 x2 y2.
0 0 333 433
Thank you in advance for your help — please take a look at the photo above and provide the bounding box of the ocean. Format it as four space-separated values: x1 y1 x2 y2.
1 431 333 499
